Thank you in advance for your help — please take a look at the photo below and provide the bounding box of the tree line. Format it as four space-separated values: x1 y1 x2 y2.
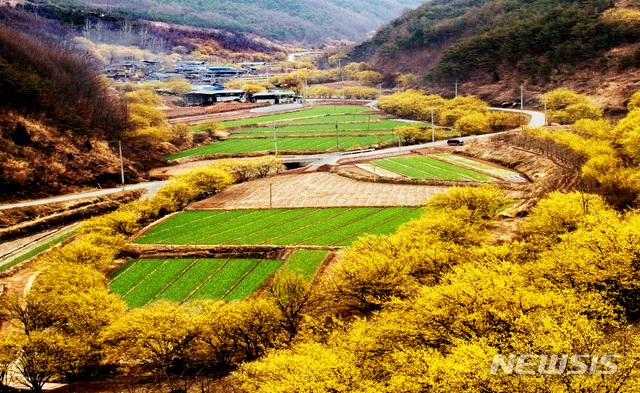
0 24 127 140
2 158 640 391
377 90 522 137
499 89 640 207
0 156 284 392
351 0 640 87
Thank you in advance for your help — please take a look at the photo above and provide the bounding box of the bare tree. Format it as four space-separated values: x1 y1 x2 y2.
138 25 150 48
82 19 92 40
120 22 134 46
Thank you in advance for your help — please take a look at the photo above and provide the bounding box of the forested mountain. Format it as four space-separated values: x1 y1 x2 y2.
351 0 640 107
0 17 136 199
27 0 425 44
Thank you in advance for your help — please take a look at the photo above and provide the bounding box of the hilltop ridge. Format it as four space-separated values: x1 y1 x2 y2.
27 0 425 44
351 0 640 109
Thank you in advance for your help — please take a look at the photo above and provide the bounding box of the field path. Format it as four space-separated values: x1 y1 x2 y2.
189 172 446 209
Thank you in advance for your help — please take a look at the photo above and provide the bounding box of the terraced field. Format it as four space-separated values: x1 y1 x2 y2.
432 153 528 182
372 156 495 182
0 230 76 273
134 207 424 247
108 250 330 307
220 106 370 127
167 106 433 159
166 135 398 159
280 250 328 281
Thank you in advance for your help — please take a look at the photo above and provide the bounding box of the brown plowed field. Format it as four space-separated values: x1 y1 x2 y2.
188 172 447 209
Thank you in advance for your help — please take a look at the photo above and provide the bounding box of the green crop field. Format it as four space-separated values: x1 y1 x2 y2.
432 153 528 182
108 251 330 307
372 156 495 182
220 106 370 128
0 230 75 272
166 135 397 159
135 207 424 247
287 114 380 125
189 258 261 301
169 105 433 159
280 250 329 281
231 119 423 137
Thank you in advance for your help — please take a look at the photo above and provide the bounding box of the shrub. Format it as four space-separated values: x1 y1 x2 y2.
153 181 200 211
40 239 116 272
177 166 235 199
455 112 492 135
80 210 141 237
427 186 512 220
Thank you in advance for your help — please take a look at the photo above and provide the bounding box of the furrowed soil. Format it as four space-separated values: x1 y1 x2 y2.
188 172 448 209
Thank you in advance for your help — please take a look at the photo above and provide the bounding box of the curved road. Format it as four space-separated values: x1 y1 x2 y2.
0 181 168 211
290 108 545 165
0 108 544 211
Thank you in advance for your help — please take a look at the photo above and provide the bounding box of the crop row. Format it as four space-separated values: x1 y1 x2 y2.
189 258 261 301
0 230 75 273
433 153 527 182
221 106 369 128
233 119 419 134
231 130 396 138
287 114 383 125
279 250 329 281
109 251 330 307
166 135 397 159
109 258 264 306
410 156 494 181
135 207 423 247
373 156 494 182
122 258 195 308
137 209 295 245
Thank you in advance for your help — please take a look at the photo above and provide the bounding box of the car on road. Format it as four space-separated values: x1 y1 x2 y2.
447 139 464 146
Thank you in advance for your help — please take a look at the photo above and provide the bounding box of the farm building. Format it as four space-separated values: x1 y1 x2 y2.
183 89 246 106
250 90 297 104
206 66 249 77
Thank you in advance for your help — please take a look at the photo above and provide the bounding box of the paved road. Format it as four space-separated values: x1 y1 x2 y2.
0 107 544 210
289 108 545 165
0 181 168 211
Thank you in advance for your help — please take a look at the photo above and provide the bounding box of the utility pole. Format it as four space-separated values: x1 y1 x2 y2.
339 58 345 100
304 74 308 103
118 140 125 190
273 122 278 155
431 109 435 142
544 94 548 126
335 122 340 151
455 80 458 98
520 84 524 125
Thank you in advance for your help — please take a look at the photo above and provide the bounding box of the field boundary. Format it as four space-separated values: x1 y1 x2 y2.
377 156 493 182
128 211 183 244
331 166 491 188
183 258 232 301
148 258 202 304
220 259 262 300
120 258 171 299
427 153 529 183
123 244 342 259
